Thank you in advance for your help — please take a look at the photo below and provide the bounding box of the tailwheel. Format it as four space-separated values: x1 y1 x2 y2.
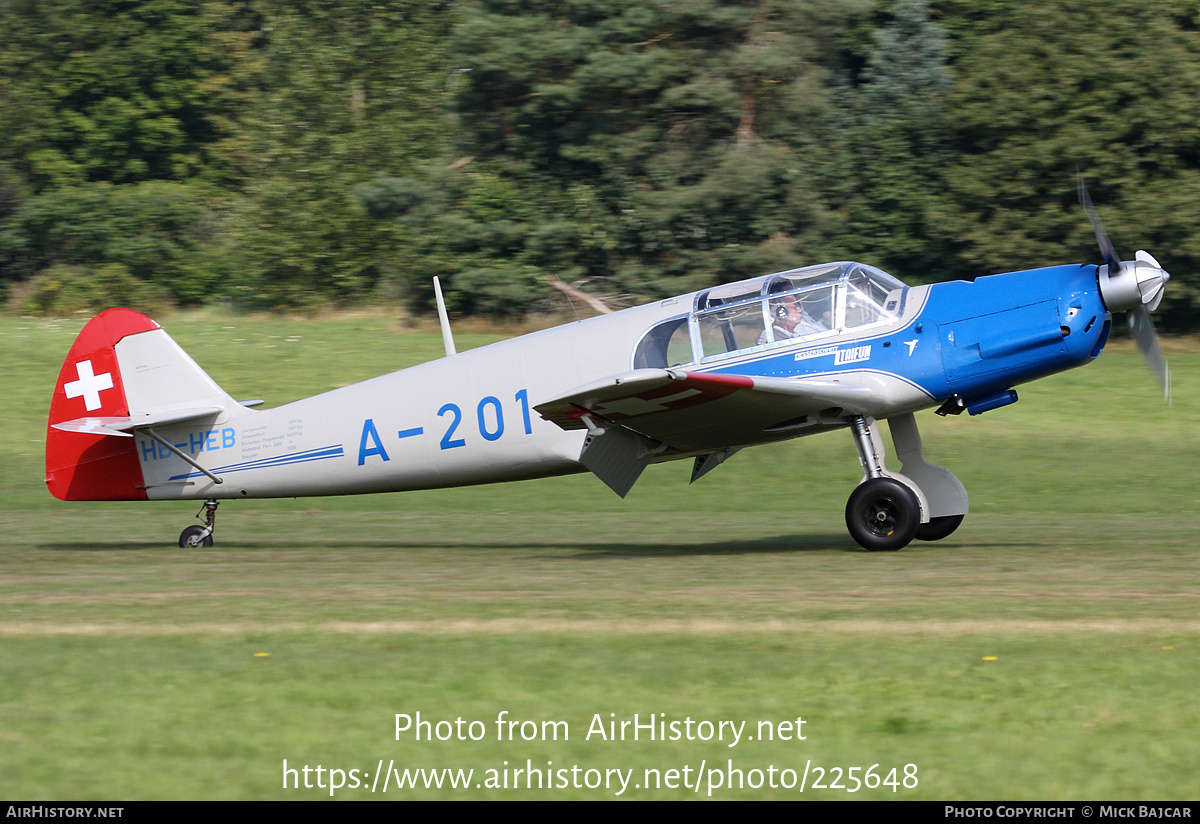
845 478 920 552
179 499 219 548
915 514 965 542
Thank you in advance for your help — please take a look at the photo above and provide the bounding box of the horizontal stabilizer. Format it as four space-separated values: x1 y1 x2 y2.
52 407 225 438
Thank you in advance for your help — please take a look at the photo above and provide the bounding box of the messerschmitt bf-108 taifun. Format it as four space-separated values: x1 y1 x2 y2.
46 183 1171 551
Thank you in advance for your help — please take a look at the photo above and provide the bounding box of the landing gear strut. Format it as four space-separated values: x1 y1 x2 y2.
179 499 219 548
844 414 969 551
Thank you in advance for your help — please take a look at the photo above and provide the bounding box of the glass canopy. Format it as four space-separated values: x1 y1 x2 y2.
633 262 908 369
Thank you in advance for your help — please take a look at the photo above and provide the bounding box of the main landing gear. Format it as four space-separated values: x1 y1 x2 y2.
846 477 921 551
179 499 219 548
844 414 968 552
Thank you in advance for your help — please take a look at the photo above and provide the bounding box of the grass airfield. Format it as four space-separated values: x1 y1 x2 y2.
1 311 1198 800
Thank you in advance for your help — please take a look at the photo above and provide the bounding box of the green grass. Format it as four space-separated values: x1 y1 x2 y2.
1 311 1198 799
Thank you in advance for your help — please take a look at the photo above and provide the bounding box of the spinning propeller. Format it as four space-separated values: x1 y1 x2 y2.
1078 178 1171 403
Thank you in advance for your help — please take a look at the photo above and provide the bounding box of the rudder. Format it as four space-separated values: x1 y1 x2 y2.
46 309 159 500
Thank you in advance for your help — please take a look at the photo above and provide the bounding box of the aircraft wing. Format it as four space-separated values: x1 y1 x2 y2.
535 368 875 454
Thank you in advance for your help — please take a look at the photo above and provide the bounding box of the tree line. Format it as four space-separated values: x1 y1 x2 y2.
2 0 1198 330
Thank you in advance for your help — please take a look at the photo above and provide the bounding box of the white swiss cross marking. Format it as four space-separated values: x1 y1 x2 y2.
64 359 115 411
596 388 702 417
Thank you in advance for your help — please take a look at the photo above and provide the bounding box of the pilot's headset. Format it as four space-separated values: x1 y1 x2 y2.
767 278 797 320
773 294 800 320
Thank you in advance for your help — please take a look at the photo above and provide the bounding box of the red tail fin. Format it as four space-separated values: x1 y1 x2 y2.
45 309 159 501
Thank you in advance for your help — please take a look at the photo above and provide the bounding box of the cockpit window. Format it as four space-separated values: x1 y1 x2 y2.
633 262 909 369
844 264 906 328
697 300 764 355
633 316 694 368
697 283 836 358
692 262 907 363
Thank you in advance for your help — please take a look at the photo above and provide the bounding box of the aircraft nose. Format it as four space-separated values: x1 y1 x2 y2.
1148 267 1170 309
1094 250 1171 403
1098 250 1170 313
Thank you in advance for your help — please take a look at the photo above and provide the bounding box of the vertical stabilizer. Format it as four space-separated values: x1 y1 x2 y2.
47 309 248 501
46 309 158 500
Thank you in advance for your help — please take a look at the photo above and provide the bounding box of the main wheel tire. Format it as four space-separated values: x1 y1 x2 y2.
915 513 965 542
179 525 214 548
845 478 921 552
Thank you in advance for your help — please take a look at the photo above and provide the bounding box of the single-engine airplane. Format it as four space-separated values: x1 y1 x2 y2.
45 186 1171 550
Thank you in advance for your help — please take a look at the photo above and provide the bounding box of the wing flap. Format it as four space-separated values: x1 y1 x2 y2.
578 424 666 498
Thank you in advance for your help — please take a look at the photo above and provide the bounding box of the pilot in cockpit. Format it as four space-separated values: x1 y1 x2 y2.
758 292 826 344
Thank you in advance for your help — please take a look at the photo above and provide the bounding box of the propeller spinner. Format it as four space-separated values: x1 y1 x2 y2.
1079 179 1171 403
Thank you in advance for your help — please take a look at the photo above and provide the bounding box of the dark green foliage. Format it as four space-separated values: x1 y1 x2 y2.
0 182 216 307
0 0 262 311
0 167 23 296
18 263 172 316
356 168 579 316
2 0 1200 328
0 0 260 191
223 0 455 309
934 0 1200 330
836 0 955 283
419 0 867 306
